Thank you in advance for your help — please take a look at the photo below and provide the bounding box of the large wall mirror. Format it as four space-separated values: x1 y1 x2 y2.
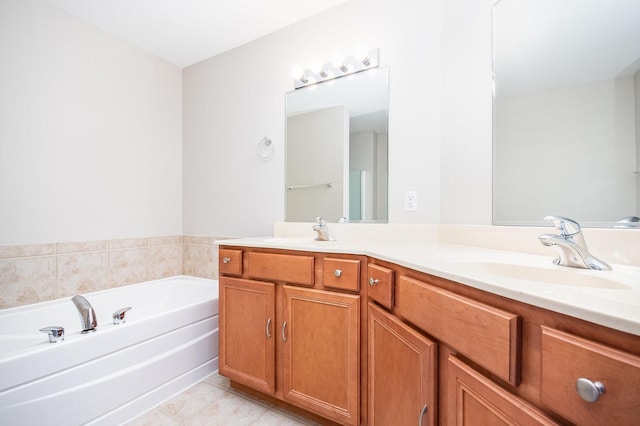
285 67 389 222
492 0 640 227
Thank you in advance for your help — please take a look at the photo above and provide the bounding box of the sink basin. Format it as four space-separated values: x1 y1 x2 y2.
449 260 632 290
263 237 328 245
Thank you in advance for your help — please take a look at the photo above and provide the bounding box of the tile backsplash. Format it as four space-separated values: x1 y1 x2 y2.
0 235 223 309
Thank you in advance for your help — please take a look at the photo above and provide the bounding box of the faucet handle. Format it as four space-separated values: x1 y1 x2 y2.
315 216 327 226
112 307 132 325
544 215 581 236
40 326 65 343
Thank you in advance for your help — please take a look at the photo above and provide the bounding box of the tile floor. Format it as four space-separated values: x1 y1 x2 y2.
125 372 319 425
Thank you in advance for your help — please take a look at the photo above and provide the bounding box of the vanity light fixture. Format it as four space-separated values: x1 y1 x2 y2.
311 60 329 78
292 48 379 89
290 65 308 84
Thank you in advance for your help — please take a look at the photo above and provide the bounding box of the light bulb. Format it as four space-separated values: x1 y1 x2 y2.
355 47 370 66
290 65 308 83
331 52 348 73
310 60 328 78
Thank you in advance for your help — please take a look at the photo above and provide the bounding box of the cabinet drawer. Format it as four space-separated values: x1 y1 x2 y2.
395 276 521 386
541 326 640 425
323 258 360 292
448 355 559 425
367 264 394 309
246 252 314 286
219 249 243 276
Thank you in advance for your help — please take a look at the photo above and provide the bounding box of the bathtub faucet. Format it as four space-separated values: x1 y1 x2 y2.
71 295 97 333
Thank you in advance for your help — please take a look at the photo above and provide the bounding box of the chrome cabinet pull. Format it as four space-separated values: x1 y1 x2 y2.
334 269 342 277
576 378 605 402
369 277 379 286
418 404 428 426
266 318 272 339
281 321 287 342
222 257 231 264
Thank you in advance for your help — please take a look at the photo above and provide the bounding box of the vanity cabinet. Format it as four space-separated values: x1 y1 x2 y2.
447 355 558 425
218 247 364 426
366 258 640 426
219 277 275 394
540 326 640 425
368 302 437 426
220 244 640 426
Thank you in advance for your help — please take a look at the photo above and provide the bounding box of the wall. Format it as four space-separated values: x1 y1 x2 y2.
182 0 482 238
494 77 637 222
0 0 183 246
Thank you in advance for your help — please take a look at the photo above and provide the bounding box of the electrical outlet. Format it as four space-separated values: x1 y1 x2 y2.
404 191 417 211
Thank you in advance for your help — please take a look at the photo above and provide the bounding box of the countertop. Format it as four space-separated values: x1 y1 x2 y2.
216 236 640 337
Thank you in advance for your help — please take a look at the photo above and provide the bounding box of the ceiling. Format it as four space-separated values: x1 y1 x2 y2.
494 0 640 96
43 0 351 68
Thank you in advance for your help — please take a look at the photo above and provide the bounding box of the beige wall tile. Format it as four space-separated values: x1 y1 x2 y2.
0 243 55 259
203 245 218 279
0 256 55 308
182 244 204 277
108 238 149 250
57 240 108 254
57 251 108 297
149 244 182 280
109 248 148 287
149 235 182 246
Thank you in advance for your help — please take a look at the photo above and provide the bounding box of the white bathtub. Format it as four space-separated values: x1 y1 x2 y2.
0 275 219 425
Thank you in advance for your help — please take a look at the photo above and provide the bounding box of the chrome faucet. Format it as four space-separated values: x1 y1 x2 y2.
538 215 611 271
71 295 97 333
312 216 335 241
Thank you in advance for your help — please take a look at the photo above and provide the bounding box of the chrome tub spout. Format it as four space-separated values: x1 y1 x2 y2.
71 295 97 333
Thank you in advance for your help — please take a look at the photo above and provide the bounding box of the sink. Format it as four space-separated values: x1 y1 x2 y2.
449 260 632 290
263 237 327 245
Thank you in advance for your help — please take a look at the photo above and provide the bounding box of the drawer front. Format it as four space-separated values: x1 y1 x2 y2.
246 252 314 286
395 276 521 386
541 326 640 425
323 258 360 292
367 264 394 309
219 249 243 276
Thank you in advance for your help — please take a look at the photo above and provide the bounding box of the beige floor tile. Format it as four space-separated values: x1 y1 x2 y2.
125 409 179 426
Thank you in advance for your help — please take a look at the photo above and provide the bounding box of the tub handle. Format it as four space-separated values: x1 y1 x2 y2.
281 321 287 342
266 317 272 338
40 326 65 343
112 307 132 325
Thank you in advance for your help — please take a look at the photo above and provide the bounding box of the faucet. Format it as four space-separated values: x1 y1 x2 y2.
71 295 97 333
538 215 611 271
312 216 335 241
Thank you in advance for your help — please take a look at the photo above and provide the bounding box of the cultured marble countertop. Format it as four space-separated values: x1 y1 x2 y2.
217 236 640 337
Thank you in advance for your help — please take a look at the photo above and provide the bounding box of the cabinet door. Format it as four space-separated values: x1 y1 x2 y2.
282 286 360 426
219 277 276 395
368 302 437 426
447 355 559 426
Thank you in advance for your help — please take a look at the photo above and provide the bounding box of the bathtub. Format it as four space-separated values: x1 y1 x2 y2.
0 275 219 426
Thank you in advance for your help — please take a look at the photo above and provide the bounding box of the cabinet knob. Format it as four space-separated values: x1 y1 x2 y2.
222 257 231 264
334 269 342 277
576 378 605 402
281 321 288 342
369 277 379 286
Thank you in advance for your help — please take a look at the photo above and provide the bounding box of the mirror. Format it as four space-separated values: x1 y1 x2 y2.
492 0 640 227
285 67 389 222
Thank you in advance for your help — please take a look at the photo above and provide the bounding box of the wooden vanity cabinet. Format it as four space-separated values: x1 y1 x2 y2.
367 258 640 426
219 277 275 394
368 302 437 426
218 247 364 426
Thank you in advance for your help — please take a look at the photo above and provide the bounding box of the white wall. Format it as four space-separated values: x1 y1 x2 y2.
183 0 459 238
0 0 183 245
494 77 637 223
636 69 640 214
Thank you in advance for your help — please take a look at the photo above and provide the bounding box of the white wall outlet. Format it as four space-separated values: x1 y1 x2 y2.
404 191 417 211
